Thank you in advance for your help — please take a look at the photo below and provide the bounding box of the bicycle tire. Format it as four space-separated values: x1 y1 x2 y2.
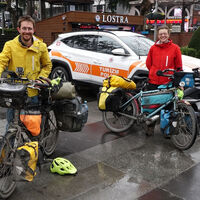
171 101 197 150
0 131 17 199
103 93 138 133
42 110 59 156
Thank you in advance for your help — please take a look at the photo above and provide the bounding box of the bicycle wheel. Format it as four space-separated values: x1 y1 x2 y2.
0 131 17 199
103 93 138 133
171 101 197 150
42 110 59 156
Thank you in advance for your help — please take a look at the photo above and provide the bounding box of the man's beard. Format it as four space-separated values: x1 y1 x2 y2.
22 34 32 42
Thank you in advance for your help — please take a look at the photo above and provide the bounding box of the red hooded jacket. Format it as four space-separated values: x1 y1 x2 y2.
146 39 182 85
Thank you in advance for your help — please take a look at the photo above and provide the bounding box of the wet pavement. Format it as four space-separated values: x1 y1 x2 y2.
1 100 200 200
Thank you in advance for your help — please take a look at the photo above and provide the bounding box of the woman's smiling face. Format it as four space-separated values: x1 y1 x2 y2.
158 28 170 43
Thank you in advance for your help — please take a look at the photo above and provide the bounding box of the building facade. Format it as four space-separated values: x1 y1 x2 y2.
129 0 200 32
34 0 200 47
35 11 144 45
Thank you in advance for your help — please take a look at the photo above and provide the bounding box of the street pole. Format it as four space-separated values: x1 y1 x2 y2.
38 0 42 20
154 0 158 41
1 10 4 35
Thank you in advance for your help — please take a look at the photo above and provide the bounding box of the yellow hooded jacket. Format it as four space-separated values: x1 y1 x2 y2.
0 35 52 97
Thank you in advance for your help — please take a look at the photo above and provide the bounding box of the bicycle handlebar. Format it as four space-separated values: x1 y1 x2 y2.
156 69 175 78
28 81 50 90
0 70 52 90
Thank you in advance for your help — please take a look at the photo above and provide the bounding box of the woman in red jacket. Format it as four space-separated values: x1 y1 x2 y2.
146 25 183 90
145 25 183 136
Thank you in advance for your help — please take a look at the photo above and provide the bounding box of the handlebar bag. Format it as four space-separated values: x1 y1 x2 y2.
98 86 123 111
54 96 88 132
103 75 136 90
141 90 173 113
0 83 27 108
14 141 38 182
20 110 42 136
174 72 194 88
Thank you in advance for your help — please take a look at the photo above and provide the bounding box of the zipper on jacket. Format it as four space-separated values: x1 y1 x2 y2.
166 56 168 67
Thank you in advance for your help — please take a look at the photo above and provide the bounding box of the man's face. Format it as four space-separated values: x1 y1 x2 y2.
158 28 169 43
17 21 35 42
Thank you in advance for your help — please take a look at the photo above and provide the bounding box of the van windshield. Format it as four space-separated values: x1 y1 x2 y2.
119 36 154 56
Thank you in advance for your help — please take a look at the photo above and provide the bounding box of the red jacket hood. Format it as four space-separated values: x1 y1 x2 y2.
154 39 173 48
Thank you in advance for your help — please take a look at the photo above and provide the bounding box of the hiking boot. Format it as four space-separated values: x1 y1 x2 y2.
145 124 155 136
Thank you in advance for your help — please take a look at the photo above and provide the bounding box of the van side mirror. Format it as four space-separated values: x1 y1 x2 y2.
111 48 129 56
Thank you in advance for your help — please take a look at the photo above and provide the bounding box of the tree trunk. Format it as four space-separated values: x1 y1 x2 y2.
41 0 46 20
27 0 33 16
181 0 186 32
138 0 152 31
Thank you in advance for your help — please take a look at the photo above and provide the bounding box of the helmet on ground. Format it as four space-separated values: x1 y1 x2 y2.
50 157 77 175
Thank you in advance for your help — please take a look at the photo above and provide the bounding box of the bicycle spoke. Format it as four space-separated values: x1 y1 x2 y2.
171 102 197 150
42 111 58 156
0 132 16 199
103 94 137 133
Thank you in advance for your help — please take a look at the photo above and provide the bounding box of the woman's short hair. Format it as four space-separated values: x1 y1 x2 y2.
157 25 170 34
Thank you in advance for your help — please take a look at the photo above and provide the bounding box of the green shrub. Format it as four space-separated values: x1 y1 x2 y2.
0 28 18 35
196 50 200 59
188 27 200 51
181 47 188 55
187 48 196 57
181 46 200 58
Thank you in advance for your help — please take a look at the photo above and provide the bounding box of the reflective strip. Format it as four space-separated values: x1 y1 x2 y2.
74 62 89 73
32 56 34 71
166 56 168 67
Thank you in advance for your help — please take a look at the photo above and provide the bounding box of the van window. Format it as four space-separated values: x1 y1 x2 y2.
119 36 154 56
97 35 125 54
62 35 97 51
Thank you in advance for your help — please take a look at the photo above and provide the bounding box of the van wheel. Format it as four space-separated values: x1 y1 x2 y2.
50 66 70 82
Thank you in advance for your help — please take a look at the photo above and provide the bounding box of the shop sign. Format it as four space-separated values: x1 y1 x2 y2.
172 25 181 33
95 14 129 24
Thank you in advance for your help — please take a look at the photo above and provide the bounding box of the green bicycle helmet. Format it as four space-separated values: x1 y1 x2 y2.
50 157 77 175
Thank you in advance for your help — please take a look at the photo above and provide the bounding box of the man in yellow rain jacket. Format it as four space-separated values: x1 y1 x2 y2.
0 15 52 129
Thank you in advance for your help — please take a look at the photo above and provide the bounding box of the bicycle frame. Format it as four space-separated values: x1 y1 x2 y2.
118 87 179 121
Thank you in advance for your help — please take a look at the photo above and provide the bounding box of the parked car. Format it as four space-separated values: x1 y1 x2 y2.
48 30 200 87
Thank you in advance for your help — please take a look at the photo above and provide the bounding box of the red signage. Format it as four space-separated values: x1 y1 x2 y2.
80 25 98 29
146 19 189 24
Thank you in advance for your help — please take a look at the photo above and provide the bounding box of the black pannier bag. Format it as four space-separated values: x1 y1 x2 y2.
54 96 88 132
97 86 123 111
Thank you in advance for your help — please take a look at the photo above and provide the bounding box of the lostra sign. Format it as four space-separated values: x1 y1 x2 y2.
95 14 129 24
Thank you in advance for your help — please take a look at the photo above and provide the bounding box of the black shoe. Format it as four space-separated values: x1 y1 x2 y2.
164 134 171 139
146 124 155 136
